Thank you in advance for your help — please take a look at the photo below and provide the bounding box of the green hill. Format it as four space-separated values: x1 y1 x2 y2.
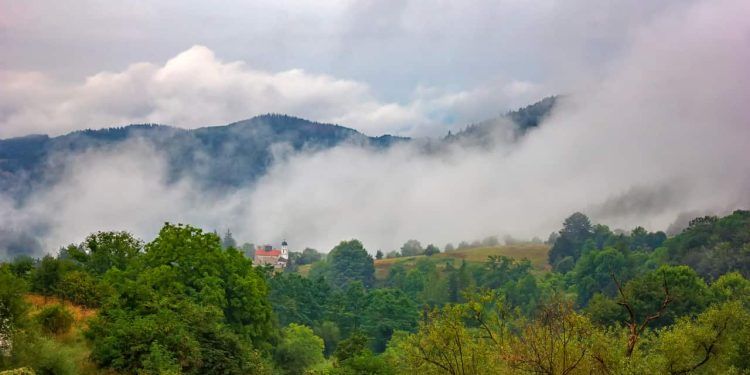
374 243 549 280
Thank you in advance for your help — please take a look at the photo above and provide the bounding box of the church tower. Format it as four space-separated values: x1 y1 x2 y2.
281 240 288 257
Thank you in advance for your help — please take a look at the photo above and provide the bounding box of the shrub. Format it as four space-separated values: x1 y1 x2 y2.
35 305 74 335
55 271 107 308
3 332 77 375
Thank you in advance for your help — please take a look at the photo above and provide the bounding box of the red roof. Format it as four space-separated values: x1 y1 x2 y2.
256 249 281 256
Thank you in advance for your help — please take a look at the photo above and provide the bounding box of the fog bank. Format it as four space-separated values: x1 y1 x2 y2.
1 0 748 256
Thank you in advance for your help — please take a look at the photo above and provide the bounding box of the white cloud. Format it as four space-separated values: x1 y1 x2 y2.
1 0 748 255
237 0 750 251
0 45 546 138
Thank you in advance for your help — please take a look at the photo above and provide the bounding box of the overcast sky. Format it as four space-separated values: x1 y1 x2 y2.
0 0 700 137
1 0 749 253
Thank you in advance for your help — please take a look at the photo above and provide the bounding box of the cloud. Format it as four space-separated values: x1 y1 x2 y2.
3 0 698 139
240 0 750 250
1 0 749 256
0 45 547 138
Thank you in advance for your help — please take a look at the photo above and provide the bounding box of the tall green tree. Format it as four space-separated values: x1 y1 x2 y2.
86 223 273 374
362 288 418 352
400 240 424 257
548 212 593 271
222 229 237 249
327 240 375 288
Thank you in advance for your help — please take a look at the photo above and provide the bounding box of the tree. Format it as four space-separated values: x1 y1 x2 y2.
375 250 384 260
710 272 750 308
314 321 341 357
222 229 237 249
509 300 606 374
390 302 502 374
30 255 73 297
66 231 142 275
444 243 455 252
0 267 29 339
622 265 708 327
362 289 418 352
86 223 273 374
400 240 424 257
665 210 750 279
548 212 593 270
240 242 256 259
269 273 330 327
8 256 34 278
446 262 460 303
334 330 370 362
55 270 108 308
299 248 322 265
327 240 375 288
327 282 368 336
274 324 325 374
143 224 274 344
571 247 628 306
423 244 440 257
654 301 750 374
332 350 394 375
611 271 673 357
482 236 500 246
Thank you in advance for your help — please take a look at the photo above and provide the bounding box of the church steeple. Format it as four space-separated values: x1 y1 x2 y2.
281 240 288 257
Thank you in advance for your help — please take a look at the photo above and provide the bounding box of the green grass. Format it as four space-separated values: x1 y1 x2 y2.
373 243 550 280
297 264 312 277
295 243 550 280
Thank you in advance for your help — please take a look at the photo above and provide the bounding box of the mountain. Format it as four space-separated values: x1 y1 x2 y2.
0 98 557 201
0 114 408 200
445 96 558 147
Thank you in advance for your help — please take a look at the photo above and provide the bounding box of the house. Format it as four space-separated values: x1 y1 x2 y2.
254 240 289 268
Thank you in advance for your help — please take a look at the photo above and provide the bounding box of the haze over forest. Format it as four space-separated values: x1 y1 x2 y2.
1 0 749 256
4 1 750 375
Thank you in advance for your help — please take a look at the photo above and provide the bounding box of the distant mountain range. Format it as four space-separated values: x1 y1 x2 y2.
0 97 557 201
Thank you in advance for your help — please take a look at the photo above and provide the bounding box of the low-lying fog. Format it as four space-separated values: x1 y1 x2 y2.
1 0 748 256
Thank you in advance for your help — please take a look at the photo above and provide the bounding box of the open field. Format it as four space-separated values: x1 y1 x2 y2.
374 243 550 280
293 243 549 280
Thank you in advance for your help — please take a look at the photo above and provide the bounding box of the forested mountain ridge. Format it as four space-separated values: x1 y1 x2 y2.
0 98 557 200
0 114 408 199
444 96 558 147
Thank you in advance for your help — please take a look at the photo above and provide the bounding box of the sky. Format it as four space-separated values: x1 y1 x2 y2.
1 0 749 254
0 0 700 137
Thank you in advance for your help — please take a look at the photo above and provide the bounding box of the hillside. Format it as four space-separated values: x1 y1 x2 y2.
4 210 750 374
297 243 550 280
0 114 408 201
0 98 556 203
373 243 550 280
445 96 558 147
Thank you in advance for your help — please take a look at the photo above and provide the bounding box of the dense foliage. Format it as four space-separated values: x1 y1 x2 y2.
1 210 750 374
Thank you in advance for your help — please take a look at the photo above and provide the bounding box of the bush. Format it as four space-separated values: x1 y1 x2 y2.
54 271 107 308
35 305 74 335
3 331 77 375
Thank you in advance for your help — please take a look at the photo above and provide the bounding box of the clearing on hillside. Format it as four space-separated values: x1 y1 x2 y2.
375 243 549 280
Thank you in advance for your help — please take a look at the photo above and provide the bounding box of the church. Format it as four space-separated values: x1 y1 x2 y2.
254 240 289 269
